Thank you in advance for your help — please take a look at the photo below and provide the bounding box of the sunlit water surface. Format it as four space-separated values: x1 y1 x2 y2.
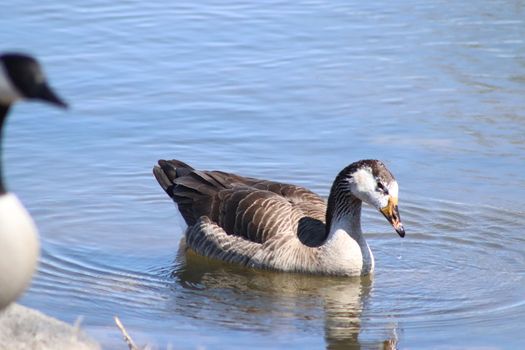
1 0 524 348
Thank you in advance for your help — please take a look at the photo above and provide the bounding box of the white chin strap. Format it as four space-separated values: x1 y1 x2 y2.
0 62 22 105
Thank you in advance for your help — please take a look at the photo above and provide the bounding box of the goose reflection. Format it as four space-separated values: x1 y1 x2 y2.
170 241 398 349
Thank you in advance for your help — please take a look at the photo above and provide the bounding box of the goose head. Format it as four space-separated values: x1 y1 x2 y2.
343 160 405 237
0 53 67 108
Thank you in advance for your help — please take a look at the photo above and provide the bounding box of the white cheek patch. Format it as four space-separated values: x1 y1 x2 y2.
348 168 382 208
0 62 22 105
351 168 376 194
349 169 399 209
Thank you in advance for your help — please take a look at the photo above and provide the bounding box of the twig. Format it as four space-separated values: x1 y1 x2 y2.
114 316 140 350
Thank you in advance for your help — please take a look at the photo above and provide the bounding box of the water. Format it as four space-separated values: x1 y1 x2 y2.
1 0 525 348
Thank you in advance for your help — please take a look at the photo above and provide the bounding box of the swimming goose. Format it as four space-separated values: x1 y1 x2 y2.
153 159 405 276
0 53 67 309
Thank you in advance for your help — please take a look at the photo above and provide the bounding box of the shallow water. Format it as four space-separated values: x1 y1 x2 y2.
1 0 525 348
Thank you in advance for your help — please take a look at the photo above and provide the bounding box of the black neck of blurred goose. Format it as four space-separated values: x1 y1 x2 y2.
325 176 362 239
0 104 9 195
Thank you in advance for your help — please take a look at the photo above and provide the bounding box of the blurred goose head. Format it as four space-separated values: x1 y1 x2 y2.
0 53 67 108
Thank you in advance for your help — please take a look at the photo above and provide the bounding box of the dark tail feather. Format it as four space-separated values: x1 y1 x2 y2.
153 159 223 226
153 159 194 196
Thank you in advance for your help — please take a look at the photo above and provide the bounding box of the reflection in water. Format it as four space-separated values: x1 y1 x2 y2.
172 241 397 349
31 199 524 349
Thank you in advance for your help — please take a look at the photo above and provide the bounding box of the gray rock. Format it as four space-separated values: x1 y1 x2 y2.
0 303 100 350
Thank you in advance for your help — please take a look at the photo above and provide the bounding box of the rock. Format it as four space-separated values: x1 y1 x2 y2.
0 303 100 350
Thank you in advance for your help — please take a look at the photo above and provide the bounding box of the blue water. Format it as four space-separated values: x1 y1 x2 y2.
1 0 525 348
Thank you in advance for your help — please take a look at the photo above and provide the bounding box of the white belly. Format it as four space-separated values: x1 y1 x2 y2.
0 193 39 309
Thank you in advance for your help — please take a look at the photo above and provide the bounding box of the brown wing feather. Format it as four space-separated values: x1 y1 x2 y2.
153 159 327 246
186 217 264 266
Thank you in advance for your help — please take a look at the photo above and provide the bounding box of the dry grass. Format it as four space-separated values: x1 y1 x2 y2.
114 316 148 350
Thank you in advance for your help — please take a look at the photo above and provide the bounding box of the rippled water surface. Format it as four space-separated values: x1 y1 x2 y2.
2 0 525 348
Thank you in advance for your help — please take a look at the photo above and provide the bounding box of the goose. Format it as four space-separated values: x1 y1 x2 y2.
0 53 67 309
153 159 405 276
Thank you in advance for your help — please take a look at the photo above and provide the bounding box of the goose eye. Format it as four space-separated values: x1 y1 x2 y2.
377 182 389 194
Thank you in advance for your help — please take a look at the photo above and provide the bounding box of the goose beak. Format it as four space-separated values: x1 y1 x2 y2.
380 196 405 237
37 82 68 108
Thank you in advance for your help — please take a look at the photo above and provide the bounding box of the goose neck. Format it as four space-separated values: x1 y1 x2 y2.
321 197 374 276
0 103 10 195
327 197 363 241
325 178 363 239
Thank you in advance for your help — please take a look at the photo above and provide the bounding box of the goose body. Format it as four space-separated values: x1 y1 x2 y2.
154 159 405 276
0 53 67 309
0 194 39 308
